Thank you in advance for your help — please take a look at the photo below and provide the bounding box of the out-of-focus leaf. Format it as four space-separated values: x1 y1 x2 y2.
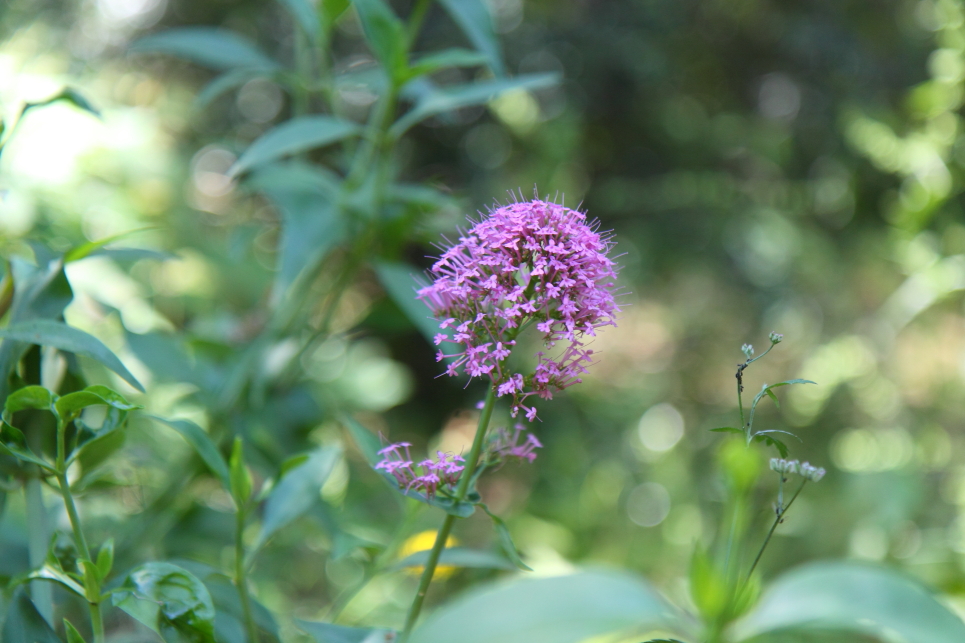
229 437 253 506
340 414 382 464
296 619 394 643
64 228 152 263
352 0 407 79
171 561 279 640
130 28 279 71
113 562 216 642
249 162 343 300
71 408 128 470
2 588 61 643
732 562 965 643
409 570 694 643
3 385 53 416
149 416 230 490
710 427 743 434
436 0 504 76
372 261 439 345
392 73 560 135
322 0 351 27
55 385 138 419
87 247 174 263
480 504 531 571
250 446 340 555
689 547 728 623
195 68 274 110
406 48 489 80
394 546 515 571
64 619 86 643
0 320 144 392
229 115 360 177
278 0 319 40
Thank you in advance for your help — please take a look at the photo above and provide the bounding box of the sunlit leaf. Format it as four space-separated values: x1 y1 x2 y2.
64 228 153 263
113 562 216 642
409 570 694 643
55 385 138 420
25 563 87 598
392 73 560 135
436 0 505 76
229 115 361 177
130 27 279 71
3 385 53 416
733 562 965 642
0 320 144 392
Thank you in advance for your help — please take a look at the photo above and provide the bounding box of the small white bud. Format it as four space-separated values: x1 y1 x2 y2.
742 343 754 358
769 332 784 344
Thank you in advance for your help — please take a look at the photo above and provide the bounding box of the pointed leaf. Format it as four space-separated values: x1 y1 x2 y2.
229 115 360 177
64 619 86 643
250 446 340 554
130 28 279 71
0 320 144 392
96 539 114 581
64 228 152 263
436 0 504 76
149 416 230 490
481 504 531 571
340 413 382 464
26 564 87 597
392 73 560 135
406 48 490 81
229 437 253 506
709 427 743 434
352 0 407 77
394 546 515 571
733 562 965 642
296 619 393 643
409 570 694 643
3 588 61 643
322 0 351 26
373 261 440 345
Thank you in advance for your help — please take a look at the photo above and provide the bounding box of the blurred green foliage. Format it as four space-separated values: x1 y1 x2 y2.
4 0 965 640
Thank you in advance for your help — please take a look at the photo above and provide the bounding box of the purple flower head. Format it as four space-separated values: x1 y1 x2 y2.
375 442 465 499
418 198 620 420
489 424 543 463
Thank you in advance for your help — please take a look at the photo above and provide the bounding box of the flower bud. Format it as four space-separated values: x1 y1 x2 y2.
799 462 826 482
742 343 754 358
769 332 784 345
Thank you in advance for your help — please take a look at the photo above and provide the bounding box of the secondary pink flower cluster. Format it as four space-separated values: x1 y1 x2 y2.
418 198 620 420
374 442 465 499
489 424 542 463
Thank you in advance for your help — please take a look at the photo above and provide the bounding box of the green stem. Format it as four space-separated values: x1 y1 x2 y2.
58 471 104 643
235 508 259 643
743 478 807 588
399 385 497 641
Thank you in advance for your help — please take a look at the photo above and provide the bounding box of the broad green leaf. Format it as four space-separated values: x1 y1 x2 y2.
2 589 61 643
250 446 340 554
278 0 319 40
229 437 253 506
373 261 440 345
249 162 343 300
229 115 360 177
130 28 279 71
436 0 505 76
352 0 407 78
113 562 216 642
4 385 53 416
481 504 531 571
55 385 138 419
149 416 230 490
297 619 393 643
409 570 694 643
195 68 274 110
394 546 515 571
0 320 144 392
406 48 490 81
64 618 86 643
392 73 560 135
732 562 965 642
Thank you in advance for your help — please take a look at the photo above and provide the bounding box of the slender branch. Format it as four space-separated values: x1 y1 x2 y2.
399 385 497 641
743 478 807 587
235 507 260 643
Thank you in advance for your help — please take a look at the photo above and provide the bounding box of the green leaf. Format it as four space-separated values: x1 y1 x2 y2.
709 427 743 434
71 410 128 471
148 416 231 491
26 563 87 597
250 446 340 555
322 0 351 27
0 424 54 470
4 385 53 416
95 539 114 582
406 48 490 81
689 547 728 623
340 413 382 464
2 588 61 643
64 618 86 643
229 437 253 506
754 434 789 458
55 385 138 420
373 261 440 345
195 68 275 110
394 546 516 571
481 504 531 571
769 379 818 388
64 228 153 263
0 320 144 392
296 619 393 643
392 73 560 135
229 115 361 177
278 0 319 40
113 562 216 642
409 570 694 643
130 28 279 71
733 562 965 642
352 0 407 78
436 0 505 76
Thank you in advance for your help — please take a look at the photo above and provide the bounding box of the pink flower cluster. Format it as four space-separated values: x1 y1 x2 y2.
418 199 620 420
374 442 465 499
490 424 542 463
